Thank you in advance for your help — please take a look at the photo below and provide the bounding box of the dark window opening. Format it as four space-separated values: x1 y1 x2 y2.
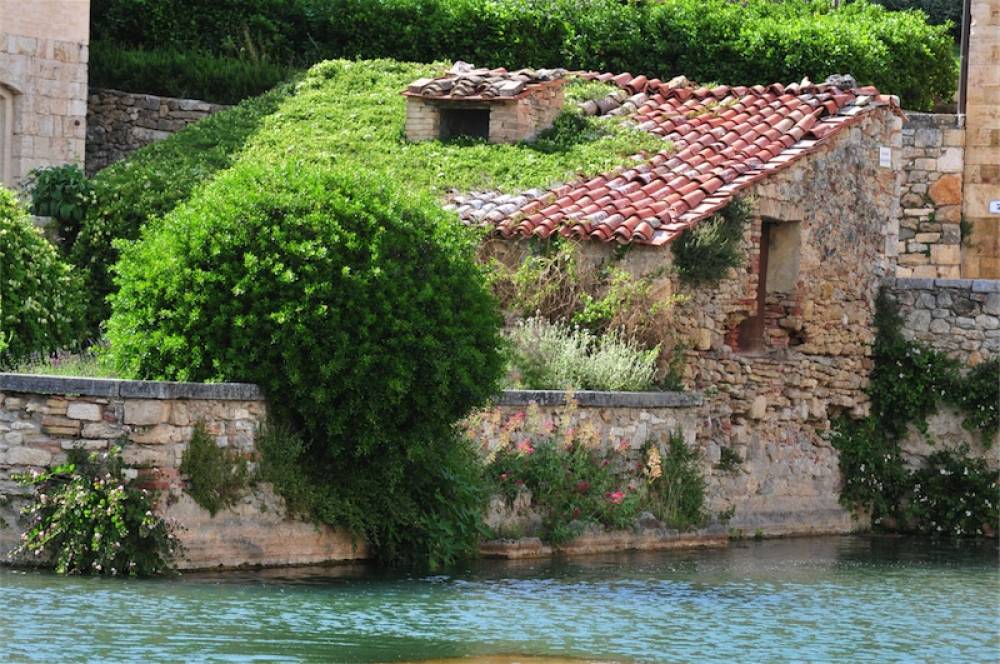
439 108 490 140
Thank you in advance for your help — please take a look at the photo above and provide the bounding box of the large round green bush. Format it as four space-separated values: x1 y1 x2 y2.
0 188 84 367
107 161 504 564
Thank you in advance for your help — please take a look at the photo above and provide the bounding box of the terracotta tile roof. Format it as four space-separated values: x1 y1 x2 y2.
404 61 567 101
450 74 901 246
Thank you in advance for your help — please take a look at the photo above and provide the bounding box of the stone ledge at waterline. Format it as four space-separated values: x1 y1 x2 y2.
0 374 716 569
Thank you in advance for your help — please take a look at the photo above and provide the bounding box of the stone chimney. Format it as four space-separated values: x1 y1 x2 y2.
403 62 567 144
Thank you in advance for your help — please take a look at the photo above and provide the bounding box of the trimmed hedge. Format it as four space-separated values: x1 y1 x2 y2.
106 161 505 564
91 0 956 109
0 189 85 367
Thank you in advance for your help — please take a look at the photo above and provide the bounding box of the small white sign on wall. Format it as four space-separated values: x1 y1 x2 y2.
878 146 892 168
989 200 1000 215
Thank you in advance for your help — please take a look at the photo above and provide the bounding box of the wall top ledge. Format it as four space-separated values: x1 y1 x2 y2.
0 374 264 401
497 389 703 408
888 277 1000 293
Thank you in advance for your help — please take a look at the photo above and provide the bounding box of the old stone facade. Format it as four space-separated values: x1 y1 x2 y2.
483 109 901 535
0 375 363 569
962 0 1000 279
897 113 966 278
85 88 229 175
0 0 89 186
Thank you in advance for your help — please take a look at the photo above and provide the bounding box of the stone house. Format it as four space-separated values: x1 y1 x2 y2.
0 0 90 186
435 69 905 532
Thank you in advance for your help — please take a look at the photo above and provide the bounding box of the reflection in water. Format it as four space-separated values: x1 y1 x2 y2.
2 536 997 663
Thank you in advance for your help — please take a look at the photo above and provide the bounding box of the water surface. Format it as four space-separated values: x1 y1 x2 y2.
2 536 997 662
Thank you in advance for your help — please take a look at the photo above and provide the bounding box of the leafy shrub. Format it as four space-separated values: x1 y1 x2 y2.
505 317 659 391
12 445 176 576
89 40 298 105
0 188 85 368
871 0 961 38
488 438 641 544
906 448 999 537
91 0 955 109
29 165 95 250
832 292 999 537
106 161 504 566
70 83 291 331
672 198 751 287
644 434 706 529
179 423 250 516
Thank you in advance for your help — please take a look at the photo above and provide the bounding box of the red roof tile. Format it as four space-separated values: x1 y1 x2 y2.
449 74 901 246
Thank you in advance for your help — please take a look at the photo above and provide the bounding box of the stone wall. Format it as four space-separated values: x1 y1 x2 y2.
483 108 902 536
962 0 1000 279
0 374 363 569
86 88 229 175
0 1 89 186
887 276 1000 366
897 113 965 278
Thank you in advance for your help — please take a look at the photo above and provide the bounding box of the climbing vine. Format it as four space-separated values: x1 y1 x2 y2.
832 292 999 536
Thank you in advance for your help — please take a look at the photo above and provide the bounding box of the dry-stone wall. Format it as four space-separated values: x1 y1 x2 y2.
0 374 362 569
896 113 965 279
887 277 1000 366
85 88 228 174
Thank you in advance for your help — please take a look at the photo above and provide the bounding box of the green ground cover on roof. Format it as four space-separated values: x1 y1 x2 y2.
241 59 663 197
72 59 663 330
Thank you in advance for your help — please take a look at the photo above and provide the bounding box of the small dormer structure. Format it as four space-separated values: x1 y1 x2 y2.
403 62 567 144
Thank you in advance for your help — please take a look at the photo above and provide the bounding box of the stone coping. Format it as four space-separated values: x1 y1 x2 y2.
0 374 264 401
0 374 699 408
497 389 702 408
887 277 1000 293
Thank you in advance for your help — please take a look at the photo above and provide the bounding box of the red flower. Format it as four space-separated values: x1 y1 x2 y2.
576 480 591 494
607 490 625 505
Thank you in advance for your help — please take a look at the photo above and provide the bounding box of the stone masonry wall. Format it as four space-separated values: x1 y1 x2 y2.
962 0 1000 279
0 1 90 186
887 276 1000 366
0 375 363 569
897 113 965 278
85 88 229 175
482 109 902 536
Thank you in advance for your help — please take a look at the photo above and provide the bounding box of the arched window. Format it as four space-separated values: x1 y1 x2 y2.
0 84 14 186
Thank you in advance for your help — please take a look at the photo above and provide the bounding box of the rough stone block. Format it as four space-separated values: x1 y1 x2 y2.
124 399 170 425
928 174 962 206
7 447 52 466
930 244 961 265
66 402 101 421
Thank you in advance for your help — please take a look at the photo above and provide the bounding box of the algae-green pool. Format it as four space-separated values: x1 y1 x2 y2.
2 536 997 662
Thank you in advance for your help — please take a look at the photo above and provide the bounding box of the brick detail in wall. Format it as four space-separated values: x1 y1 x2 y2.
85 88 229 175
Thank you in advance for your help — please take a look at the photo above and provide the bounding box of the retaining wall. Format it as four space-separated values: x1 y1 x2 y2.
0 374 363 569
85 88 228 175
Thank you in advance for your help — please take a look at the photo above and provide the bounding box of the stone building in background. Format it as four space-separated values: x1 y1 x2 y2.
0 0 90 187
961 0 1000 279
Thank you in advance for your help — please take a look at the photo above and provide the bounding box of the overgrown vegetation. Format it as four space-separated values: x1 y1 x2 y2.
505 317 659 392
71 60 659 333
11 445 176 576
831 292 999 537
91 0 955 109
106 161 504 567
672 198 752 287
13 347 119 378
479 405 706 544
644 434 706 530
29 165 95 250
179 423 250 516
70 83 292 331
0 188 85 368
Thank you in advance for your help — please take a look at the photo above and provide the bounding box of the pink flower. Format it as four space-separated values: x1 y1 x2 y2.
607 491 625 505
499 472 509 482
516 438 535 455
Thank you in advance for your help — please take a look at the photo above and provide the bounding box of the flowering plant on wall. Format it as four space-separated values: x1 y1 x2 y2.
473 396 705 544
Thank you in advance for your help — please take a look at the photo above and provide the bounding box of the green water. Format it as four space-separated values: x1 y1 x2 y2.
1 536 997 663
